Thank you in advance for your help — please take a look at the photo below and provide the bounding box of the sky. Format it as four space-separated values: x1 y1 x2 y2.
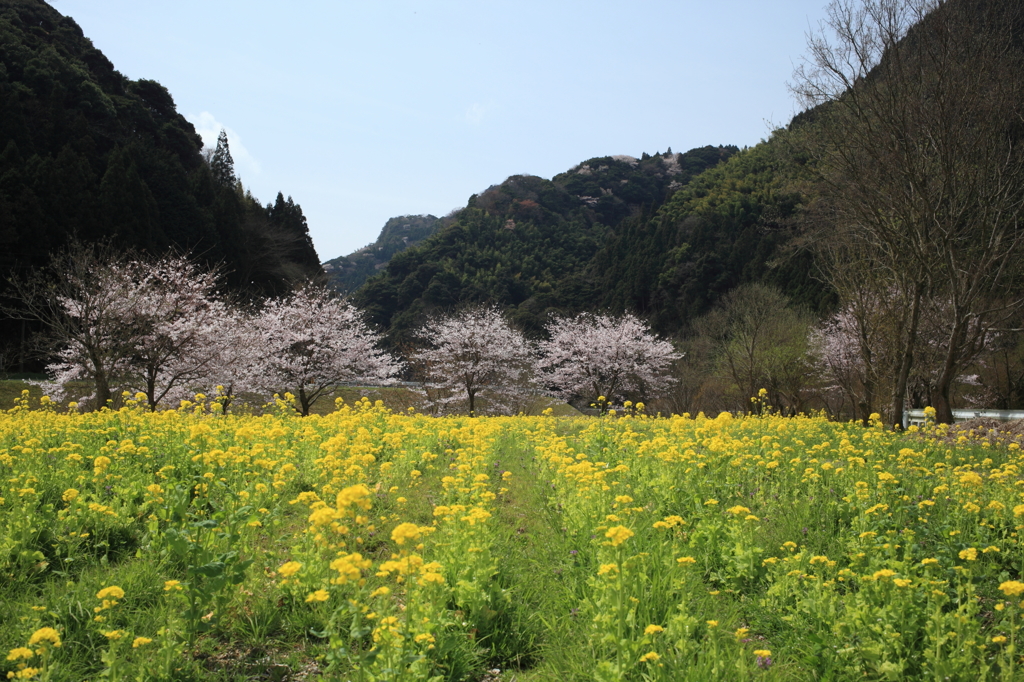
59 0 830 262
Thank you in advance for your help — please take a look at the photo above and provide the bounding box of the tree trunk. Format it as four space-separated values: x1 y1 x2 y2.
933 317 970 424
91 351 112 410
95 373 111 411
890 282 924 430
858 322 875 427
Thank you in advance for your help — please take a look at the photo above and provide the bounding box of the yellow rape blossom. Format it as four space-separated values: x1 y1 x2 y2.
418 572 445 585
958 548 978 561
6 648 34 661
999 580 1024 597
392 522 425 545
95 586 124 600
605 525 634 546
278 561 302 577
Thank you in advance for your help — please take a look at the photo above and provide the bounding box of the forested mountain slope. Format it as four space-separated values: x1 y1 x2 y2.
589 139 834 335
324 214 441 293
0 0 321 298
352 140 833 346
352 146 738 345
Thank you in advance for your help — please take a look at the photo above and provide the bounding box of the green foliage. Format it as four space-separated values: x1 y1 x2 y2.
150 486 256 646
4 392 1024 680
325 215 441 293
210 129 235 188
591 140 834 335
353 147 741 346
354 198 609 346
347 140 836 347
0 1 322 366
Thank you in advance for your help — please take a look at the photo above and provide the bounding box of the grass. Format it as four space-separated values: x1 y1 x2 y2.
0 379 582 418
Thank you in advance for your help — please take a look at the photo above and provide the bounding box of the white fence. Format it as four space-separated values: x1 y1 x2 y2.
903 408 1024 429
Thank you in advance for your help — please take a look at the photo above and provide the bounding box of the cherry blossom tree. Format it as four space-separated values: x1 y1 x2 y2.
186 306 263 412
538 312 680 409
119 257 234 410
809 307 875 422
10 245 231 410
24 253 150 409
411 305 536 416
249 285 401 415
12 247 397 415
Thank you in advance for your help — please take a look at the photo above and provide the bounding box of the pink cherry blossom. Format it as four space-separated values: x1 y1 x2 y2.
411 305 536 416
538 312 679 409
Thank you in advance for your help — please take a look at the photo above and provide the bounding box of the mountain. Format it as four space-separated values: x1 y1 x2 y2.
586 138 833 335
324 214 441 293
351 145 758 346
0 0 322 297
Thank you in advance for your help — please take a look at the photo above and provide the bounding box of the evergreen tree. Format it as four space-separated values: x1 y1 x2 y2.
268 193 319 269
210 129 235 187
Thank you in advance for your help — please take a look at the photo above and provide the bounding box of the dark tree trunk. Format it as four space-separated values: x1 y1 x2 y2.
147 370 158 411
891 282 924 430
95 373 111 410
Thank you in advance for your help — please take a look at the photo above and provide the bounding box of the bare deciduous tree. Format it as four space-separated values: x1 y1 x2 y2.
696 284 815 414
793 0 1024 423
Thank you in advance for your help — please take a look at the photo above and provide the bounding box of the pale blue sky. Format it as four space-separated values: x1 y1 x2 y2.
59 1 828 261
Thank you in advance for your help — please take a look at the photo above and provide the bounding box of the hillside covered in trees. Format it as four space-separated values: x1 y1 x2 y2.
348 144 819 346
323 214 441 293
342 0 1024 424
0 0 322 365
349 139 837 346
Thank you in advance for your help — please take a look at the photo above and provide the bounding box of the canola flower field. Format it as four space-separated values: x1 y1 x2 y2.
3 393 1024 681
